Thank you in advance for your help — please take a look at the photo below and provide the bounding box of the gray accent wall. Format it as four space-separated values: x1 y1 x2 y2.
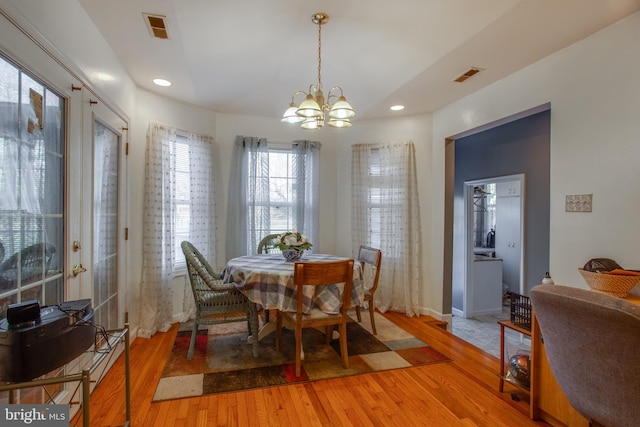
452 109 550 312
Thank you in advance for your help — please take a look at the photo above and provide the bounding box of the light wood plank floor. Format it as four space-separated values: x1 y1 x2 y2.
72 312 547 426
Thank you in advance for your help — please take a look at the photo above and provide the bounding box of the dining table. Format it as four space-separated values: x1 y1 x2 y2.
222 253 364 343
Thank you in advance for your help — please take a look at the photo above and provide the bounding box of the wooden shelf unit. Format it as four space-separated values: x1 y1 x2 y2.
497 319 531 397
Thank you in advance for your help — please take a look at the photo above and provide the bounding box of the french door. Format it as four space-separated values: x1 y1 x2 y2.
80 96 127 333
0 39 127 406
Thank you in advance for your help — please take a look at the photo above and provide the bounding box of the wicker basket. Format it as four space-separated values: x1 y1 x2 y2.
578 268 640 297
509 292 532 331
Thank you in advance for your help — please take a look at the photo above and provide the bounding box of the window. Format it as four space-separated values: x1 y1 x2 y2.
0 55 65 319
252 147 297 243
174 133 191 266
227 138 319 258
169 131 216 269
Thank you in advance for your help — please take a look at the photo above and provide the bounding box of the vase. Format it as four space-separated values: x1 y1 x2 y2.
282 248 304 262
542 272 554 285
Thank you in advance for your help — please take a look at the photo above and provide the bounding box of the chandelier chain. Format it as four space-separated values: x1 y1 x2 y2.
317 19 322 91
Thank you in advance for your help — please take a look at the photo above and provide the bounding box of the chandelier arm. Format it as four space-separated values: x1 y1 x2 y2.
327 86 345 103
291 90 308 103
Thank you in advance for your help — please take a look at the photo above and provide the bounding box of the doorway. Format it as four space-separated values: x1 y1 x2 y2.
461 175 524 319
444 106 551 354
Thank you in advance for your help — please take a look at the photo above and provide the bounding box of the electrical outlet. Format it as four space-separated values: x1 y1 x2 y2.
565 194 592 212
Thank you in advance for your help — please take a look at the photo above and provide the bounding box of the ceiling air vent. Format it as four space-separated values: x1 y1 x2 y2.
143 13 170 39
453 67 483 83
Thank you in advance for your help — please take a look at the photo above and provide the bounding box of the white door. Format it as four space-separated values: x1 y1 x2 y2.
495 180 522 294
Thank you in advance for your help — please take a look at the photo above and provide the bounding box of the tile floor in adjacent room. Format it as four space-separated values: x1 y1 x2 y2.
451 305 531 359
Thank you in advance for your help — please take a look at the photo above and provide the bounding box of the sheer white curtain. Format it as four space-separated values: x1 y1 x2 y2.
139 122 217 338
226 135 270 259
352 140 422 316
292 140 320 249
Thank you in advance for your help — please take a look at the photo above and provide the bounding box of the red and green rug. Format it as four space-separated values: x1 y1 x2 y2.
153 312 451 401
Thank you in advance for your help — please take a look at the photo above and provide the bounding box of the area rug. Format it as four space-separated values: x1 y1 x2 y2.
153 311 451 401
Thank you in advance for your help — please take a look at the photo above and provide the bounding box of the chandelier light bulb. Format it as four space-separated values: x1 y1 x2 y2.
328 118 352 128
296 93 323 118
328 96 355 119
281 102 305 123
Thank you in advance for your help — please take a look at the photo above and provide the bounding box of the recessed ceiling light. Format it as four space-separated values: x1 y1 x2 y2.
390 105 405 111
153 78 171 87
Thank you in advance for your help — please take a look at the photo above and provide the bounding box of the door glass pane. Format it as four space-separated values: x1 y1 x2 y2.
0 55 64 319
93 120 119 331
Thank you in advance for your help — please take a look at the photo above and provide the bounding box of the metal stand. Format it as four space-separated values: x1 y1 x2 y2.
0 324 131 427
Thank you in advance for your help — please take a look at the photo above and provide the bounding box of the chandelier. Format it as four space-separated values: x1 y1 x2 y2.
281 13 355 129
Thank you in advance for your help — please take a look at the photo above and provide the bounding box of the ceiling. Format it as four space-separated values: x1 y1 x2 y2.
77 0 640 122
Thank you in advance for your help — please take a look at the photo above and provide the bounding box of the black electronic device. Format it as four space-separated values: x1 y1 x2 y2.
6 300 41 325
0 299 96 382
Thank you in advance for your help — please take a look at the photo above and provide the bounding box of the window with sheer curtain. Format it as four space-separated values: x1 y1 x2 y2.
139 122 216 338
226 136 320 259
352 140 422 317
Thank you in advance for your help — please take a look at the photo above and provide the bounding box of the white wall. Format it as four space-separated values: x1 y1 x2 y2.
432 11 640 310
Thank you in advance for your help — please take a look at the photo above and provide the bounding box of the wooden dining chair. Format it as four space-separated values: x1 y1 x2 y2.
355 245 382 335
275 259 354 377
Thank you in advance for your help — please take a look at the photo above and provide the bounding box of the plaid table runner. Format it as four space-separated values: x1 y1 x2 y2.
222 253 364 314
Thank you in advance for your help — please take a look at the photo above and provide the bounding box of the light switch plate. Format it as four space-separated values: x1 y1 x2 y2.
565 194 592 212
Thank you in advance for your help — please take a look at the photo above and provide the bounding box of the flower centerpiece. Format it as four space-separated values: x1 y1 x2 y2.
278 231 312 262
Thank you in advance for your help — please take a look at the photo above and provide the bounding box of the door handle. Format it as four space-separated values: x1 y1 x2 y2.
72 263 87 277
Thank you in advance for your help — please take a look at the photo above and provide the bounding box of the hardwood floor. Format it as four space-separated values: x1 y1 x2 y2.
72 312 547 426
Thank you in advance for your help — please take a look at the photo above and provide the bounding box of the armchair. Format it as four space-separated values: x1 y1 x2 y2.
181 241 259 359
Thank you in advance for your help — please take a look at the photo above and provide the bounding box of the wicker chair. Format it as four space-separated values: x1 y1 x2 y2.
181 241 259 360
257 233 281 254
355 245 382 335
0 242 56 293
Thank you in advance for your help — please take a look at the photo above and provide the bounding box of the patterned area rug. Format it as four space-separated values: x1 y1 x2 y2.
153 311 451 401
